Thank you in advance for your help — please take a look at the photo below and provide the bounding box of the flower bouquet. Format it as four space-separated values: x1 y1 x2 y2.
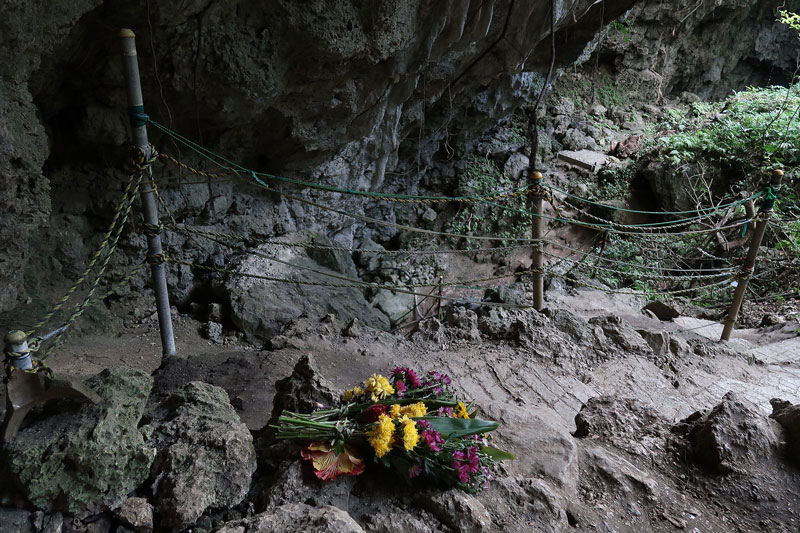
274 367 513 493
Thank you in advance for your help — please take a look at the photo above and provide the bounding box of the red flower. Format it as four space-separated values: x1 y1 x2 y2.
361 404 388 423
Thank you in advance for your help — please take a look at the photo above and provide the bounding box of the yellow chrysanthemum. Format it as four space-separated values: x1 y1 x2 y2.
400 416 419 451
341 386 363 402
401 402 427 418
366 413 395 458
455 401 470 419
365 374 395 402
388 404 402 419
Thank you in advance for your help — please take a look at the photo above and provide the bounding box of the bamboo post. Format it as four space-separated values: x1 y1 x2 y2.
119 29 177 356
720 170 783 341
530 171 544 311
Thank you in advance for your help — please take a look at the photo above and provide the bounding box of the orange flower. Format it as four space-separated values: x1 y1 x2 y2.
301 442 365 480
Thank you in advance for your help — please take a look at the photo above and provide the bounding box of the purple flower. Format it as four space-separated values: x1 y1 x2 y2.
438 407 454 417
422 429 444 452
451 447 481 484
392 367 422 388
408 464 423 478
433 386 443 396
395 380 407 396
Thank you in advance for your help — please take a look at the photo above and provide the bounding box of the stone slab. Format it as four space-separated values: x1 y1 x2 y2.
556 150 608 172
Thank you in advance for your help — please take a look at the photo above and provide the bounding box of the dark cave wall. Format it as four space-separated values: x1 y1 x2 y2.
1 0 639 315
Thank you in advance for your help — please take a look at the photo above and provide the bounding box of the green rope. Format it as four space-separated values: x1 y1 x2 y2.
148 119 532 203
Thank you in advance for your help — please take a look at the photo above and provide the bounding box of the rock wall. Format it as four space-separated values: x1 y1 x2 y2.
1 0 641 317
598 0 800 101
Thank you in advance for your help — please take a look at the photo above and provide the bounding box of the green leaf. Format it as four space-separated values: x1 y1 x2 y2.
422 416 499 438
765 144 778 154
480 446 516 460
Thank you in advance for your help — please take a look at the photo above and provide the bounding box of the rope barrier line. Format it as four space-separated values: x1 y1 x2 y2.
152 122 533 204
554 272 733 297
558 197 753 230
27 169 145 337
541 250 735 281
163 254 731 302
166 225 543 290
545 241 737 273
548 185 764 215
40 151 159 358
156 143 755 239
163 255 538 308
164 223 538 256
482 197 754 236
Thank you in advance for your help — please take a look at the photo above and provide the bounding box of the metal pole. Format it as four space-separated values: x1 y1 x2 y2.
119 28 176 356
530 171 544 311
720 170 783 341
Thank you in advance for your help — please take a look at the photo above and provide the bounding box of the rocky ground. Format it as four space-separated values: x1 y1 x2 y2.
3 280 800 532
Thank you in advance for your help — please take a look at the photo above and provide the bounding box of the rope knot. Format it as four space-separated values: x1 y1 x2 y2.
142 222 164 238
131 144 159 171
146 252 169 266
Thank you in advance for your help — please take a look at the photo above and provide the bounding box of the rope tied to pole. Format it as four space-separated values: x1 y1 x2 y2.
142 222 165 237
127 105 150 129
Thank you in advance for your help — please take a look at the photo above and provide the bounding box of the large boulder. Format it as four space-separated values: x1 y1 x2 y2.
221 232 390 340
677 392 779 474
770 399 800 466
140 382 256 530
3 368 154 517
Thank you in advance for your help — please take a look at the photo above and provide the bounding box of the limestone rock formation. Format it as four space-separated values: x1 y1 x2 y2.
140 381 257 530
215 503 365 533
221 232 390 340
3 368 154 517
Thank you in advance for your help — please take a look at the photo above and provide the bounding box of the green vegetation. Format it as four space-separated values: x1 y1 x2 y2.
447 156 532 250
648 86 800 180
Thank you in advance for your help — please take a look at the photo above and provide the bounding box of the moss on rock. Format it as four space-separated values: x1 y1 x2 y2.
4 368 154 517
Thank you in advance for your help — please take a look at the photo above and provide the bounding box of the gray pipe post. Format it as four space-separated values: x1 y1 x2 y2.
119 28 177 356
530 171 544 311
720 169 783 341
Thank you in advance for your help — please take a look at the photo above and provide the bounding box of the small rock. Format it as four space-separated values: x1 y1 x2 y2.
371 289 415 325
203 321 224 343
680 91 701 104
760 313 784 327
215 503 364 533
590 103 607 117
444 306 481 341
342 318 363 338
418 490 492 533
116 497 153 530
420 207 437 223
503 152 530 181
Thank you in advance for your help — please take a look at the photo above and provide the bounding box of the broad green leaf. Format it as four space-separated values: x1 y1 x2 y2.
421 416 499 438
480 446 516 460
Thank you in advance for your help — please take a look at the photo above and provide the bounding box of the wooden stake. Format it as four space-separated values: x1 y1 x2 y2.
119 29 177 356
720 170 783 341
531 171 544 311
